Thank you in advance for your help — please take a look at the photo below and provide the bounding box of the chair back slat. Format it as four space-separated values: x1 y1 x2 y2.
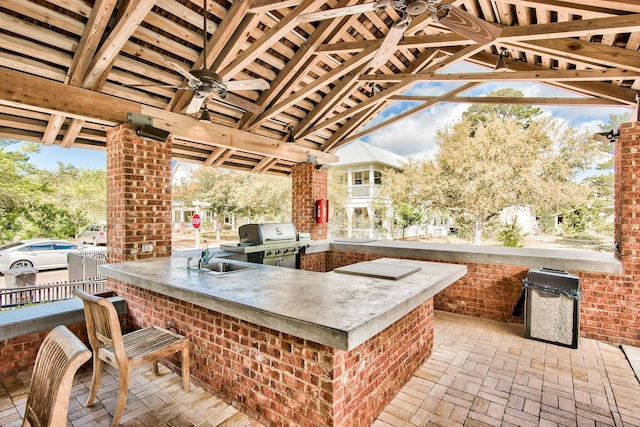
22 325 90 427
74 289 127 363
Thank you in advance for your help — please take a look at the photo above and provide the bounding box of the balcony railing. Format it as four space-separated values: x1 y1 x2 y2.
349 184 381 198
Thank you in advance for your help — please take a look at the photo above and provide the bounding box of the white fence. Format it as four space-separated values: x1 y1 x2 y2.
1 251 108 309
68 250 107 281
0 279 107 308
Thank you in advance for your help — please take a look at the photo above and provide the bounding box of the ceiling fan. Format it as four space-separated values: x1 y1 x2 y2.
299 0 501 68
128 0 269 115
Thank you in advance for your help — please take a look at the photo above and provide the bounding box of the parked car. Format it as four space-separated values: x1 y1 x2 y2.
0 239 82 272
79 224 107 246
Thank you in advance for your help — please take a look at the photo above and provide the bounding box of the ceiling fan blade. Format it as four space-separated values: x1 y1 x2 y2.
186 95 205 114
368 19 408 69
209 91 264 114
223 78 270 91
298 1 384 22
124 83 190 89
432 5 501 45
165 60 202 87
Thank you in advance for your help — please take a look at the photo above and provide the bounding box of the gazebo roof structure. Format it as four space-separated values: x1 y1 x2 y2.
0 0 638 175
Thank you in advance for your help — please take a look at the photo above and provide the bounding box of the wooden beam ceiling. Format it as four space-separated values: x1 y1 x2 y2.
0 0 638 174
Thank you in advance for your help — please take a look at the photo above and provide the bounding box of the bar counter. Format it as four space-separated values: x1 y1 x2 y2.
100 254 466 426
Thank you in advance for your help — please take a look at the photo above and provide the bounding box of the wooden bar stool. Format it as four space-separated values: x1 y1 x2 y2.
74 289 190 426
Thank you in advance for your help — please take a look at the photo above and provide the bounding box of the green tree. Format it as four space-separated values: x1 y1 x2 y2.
462 88 543 135
21 202 77 238
432 114 596 244
172 167 292 240
497 218 523 247
0 140 48 242
37 163 107 237
236 173 291 223
393 202 423 239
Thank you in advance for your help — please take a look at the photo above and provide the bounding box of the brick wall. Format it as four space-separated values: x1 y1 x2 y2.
615 122 640 271
0 323 88 377
291 162 328 240
308 249 640 347
106 124 173 263
298 251 330 272
108 279 433 427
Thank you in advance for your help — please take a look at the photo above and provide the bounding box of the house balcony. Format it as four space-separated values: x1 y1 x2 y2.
348 183 381 199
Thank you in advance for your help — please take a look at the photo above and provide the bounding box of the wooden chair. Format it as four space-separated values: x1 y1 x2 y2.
73 289 190 426
22 325 91 427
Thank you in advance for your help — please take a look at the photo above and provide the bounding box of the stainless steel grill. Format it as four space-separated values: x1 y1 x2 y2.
220 223 307 268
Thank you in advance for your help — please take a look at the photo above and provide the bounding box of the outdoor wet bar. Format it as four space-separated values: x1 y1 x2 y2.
100 255 466 427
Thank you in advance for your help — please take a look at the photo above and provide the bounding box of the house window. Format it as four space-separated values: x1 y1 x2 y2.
374 171 382 185
354 171 363 185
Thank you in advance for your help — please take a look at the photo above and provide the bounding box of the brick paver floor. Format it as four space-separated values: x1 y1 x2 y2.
1 311 639 426
375 311 640 426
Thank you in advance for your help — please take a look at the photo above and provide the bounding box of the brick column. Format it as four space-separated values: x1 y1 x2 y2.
106 124 173 263
291 162 328 240
615 122 640 274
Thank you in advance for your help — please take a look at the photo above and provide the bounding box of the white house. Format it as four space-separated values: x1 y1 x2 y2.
329 140 406 239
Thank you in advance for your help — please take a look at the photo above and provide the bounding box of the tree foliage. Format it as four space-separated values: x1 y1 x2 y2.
462 88 543 135
0 140 107 243
384 90 600 244
37 163 107 236
173 167 291 238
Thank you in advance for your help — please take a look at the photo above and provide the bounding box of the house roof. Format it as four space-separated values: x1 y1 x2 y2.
0 1 638 176
332 140 405 169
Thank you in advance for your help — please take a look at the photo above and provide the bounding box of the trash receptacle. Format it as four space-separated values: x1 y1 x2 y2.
524 267 581 349
3 267 37 287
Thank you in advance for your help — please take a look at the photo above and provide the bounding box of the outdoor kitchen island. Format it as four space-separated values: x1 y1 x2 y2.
100 255 466 427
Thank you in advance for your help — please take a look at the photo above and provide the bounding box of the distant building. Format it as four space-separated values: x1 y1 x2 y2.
329 141 405 239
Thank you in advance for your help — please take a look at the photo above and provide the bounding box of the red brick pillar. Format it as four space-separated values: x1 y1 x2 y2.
291 162 328 240
615 121 640 274
106 124 173 263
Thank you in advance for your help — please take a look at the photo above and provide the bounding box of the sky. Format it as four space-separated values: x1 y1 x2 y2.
19 61 633 170
362 61 632 159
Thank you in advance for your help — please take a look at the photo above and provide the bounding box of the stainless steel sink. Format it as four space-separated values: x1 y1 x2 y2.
178 261 255 275
201 261 254 274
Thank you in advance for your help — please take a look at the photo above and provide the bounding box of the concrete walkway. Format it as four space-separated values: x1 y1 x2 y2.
1 311 638 426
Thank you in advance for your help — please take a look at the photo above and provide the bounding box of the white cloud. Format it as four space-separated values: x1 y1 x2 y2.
358 76 634 159
364 103 469 159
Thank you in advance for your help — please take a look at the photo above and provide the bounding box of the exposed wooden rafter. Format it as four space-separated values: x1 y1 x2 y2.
0 0 638 174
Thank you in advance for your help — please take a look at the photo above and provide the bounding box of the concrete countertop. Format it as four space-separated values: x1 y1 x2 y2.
100 254 466 351
306 239 622 274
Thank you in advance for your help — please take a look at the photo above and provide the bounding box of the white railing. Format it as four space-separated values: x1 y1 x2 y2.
350 185 370 198
68 250 107 281
0 279 107 309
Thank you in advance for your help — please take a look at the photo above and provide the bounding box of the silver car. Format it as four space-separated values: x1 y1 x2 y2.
79 224 107 246
0 239 81 272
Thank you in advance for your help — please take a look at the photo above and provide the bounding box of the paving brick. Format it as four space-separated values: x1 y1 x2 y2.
4 311 639 427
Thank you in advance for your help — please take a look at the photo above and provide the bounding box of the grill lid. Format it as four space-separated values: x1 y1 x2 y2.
239 223 298 245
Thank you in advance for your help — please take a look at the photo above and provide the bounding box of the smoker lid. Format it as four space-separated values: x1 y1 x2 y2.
239 223 298 245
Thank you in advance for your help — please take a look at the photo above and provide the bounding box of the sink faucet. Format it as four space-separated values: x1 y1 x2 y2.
186 249 223 270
